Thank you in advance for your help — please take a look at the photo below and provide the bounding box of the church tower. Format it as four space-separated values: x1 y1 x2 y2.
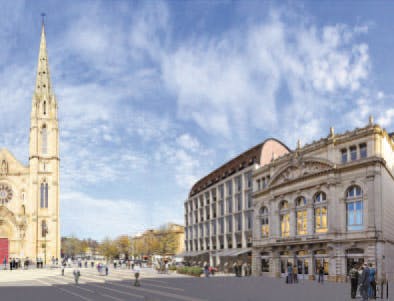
28 21 60 260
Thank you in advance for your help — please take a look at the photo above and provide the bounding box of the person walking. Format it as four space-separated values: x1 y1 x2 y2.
360 263 370 301
368 263 376 299
318 266 324 284
3 256 6 270
73 269 81 285
349 264 359 299
287 264 293 284
134 264 141 286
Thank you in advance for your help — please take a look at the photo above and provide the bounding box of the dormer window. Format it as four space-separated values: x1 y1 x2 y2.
359 143 367 158
350 146 357 161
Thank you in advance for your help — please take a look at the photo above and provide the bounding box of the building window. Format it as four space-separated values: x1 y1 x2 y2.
246 171 252 188
236 214 242 231
43 101 47 115
227 216 233 232
346 186 363 231
227 198 232 213
314 192 328 233
247 211 253 230
341 149 347 163
279 200 290 237
260 206 269 238
350 146 357 161
219 185 224 200
359 143 367 158
236 194 242 211
42 125 48 155
226 181 232 196
296 197 307 235
40 182 48 208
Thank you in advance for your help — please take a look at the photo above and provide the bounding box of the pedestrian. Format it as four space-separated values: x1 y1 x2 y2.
293 265 298 283
232 262 237 277
318 265 324 283
134 264 141 286
3 256 6 270
204 262 209 277
349 264 359 299
360 263 370 301
368 263 376 299
73 269 81 285
287 264 293 284
105 265 109 276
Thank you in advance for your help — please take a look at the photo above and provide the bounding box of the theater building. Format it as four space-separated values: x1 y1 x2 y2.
183 139 290 270
0 22 60 263
252 119 394 281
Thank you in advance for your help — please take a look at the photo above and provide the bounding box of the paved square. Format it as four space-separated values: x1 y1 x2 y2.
0 267 390 301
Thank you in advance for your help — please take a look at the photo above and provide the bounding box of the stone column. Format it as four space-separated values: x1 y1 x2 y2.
252 248 261 276
272 251 281 278
290 206 296 237
307 204 314 235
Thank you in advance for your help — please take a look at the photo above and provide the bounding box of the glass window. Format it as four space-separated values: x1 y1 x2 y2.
360 143 367 158
346 186 363 231
280 200 289 210
314 192 326 203
261 207 269 237
280 213 290 237
350 146 357 161
315 207 328 233
296 196 307 207
341 149 347 163
297 210 307 235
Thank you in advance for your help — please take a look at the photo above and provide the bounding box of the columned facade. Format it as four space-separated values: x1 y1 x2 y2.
252 122 394 282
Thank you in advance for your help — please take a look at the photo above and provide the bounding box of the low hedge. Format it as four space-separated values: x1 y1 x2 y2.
177 266 203 277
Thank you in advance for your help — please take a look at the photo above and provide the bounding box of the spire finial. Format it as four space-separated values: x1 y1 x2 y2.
369 115 374 126
41 13 46 26
297 139 301 149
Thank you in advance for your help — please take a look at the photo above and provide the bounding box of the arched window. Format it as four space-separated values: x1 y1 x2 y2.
40 182 48 209
42 125 47 154
346 185 363 231
279 201 290 237
295 197 307 235
314 192 328 233
43 101 47 115
260 206 269 238
41 220 48 237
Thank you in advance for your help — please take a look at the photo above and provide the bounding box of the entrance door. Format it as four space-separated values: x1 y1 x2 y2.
0 238 8 264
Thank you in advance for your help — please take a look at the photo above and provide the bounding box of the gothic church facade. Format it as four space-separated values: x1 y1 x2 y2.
0 23 60 262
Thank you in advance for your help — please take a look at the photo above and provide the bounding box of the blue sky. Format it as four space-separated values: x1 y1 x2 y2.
1 0 394 240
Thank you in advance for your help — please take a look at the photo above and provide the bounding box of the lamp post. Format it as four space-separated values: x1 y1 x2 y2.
42 223 48 266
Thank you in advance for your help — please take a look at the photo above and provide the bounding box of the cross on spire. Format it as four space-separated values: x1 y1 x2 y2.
41 13 46 26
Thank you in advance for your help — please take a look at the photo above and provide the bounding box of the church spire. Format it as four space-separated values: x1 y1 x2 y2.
34 20 52 98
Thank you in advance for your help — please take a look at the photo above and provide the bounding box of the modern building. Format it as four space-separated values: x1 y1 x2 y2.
0 22 60 262
252 119 394 282
183 139 290 270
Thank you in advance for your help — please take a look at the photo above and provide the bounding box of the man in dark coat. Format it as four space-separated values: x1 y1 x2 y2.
349 264 359 299
360 263 370 301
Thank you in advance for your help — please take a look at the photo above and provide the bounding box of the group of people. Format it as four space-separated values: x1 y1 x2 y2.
233 262 252 277
2 257 38 270
286 264 325 284
349 263 376 300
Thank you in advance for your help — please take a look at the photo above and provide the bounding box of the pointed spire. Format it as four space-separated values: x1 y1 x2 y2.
34 19 52 98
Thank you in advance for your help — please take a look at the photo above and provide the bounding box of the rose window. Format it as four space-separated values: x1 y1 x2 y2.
0 184 13 204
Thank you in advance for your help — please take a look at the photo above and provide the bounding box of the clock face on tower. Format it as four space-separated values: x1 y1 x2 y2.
0 184 13 205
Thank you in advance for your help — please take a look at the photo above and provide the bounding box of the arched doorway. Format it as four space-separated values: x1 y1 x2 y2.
346 248 364 273
0 222 13 264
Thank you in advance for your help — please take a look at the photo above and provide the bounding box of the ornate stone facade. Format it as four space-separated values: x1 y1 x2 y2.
0 23 60 263
252 121 394 282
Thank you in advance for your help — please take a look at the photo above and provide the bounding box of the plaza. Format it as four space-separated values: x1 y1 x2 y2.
0 265 386 301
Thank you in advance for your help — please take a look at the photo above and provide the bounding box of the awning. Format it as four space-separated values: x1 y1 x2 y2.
217 248 251 257
178 250 209 257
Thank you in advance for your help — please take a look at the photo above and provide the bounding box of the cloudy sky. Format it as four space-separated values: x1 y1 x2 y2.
1 0 394 240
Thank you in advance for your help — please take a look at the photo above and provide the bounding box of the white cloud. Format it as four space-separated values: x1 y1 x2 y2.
378 109 394 128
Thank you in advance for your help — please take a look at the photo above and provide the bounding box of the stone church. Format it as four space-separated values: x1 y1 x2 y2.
0 23 60 263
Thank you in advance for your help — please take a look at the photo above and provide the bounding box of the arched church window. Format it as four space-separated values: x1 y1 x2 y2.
43 101 47 115
40 182 48 209
42 125 47 154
